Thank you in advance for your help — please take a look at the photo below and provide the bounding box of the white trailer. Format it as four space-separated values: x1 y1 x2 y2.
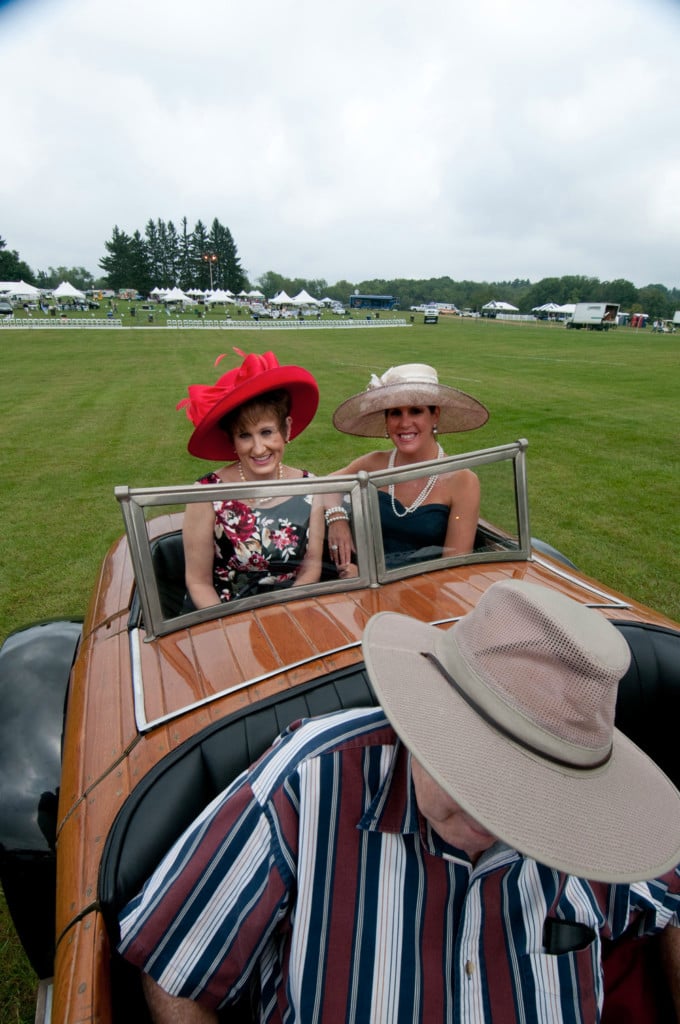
673 310 680 325
566 302 619 330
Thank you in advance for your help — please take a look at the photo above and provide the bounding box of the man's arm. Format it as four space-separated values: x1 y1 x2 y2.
142 974 218 1024
660 926 680 1021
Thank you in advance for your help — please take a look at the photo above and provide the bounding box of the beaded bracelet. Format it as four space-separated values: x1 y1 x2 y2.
324 506 349 525
326 515 349 526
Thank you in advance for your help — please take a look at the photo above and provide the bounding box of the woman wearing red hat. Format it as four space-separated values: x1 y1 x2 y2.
177 349 324 607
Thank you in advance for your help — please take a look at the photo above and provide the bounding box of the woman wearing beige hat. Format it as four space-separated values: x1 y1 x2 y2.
326 363 489 571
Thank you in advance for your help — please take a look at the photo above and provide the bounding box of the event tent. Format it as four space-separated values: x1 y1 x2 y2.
162 287 192 303
53 281 86 300
291 289 320 306
270 290 293 305
532 302 561 313
482 300 519 312
0 280 41 300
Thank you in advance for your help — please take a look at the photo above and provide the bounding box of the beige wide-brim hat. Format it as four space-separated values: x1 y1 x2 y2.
332 363 489 437
362 579 680 883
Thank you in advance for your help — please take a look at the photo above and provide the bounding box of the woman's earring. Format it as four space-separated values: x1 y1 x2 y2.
433 424 439 436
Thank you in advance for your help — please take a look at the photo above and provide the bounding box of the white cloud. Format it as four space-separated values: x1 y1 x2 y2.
2 0 680 286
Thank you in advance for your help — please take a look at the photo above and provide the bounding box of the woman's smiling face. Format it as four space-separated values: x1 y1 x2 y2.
385 404 440 458
232 411 291 479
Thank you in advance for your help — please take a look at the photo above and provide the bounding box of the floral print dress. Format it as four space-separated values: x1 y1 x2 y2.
199 472 314 602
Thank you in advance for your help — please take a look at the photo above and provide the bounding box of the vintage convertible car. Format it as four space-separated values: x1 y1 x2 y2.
1 439 679 1023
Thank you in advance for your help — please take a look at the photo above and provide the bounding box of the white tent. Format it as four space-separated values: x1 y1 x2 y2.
205 289 234 303
248 289 265 299
482 300 519 312
163 287 192 303
53 281 86 300
532 302 561 313
270 290 293 305
555 303 575 315
291 289 320 306
0 280 41 300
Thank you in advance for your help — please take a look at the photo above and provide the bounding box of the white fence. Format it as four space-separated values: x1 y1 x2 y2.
0 317 408 331
0 317 123 329
165 318 409 330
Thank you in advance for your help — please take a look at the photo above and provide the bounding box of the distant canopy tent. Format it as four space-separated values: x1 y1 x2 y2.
205 289 235 303
291 289 320 306
532 302 561 314
270 290 293 305
53 281 86 301
481 300 519 313
161 287 193 303
248 289 265 300
0 280 41 300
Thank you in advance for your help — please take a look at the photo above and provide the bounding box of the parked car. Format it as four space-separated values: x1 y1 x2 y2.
0 300 14 316
1 440 679 1023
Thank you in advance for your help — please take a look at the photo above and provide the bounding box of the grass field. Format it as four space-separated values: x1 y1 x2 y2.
1 314 679 1019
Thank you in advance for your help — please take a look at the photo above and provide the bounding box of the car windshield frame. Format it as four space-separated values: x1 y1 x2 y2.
115 439 532 641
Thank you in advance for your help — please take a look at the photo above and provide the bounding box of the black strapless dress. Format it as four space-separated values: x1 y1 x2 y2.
378 490 449 569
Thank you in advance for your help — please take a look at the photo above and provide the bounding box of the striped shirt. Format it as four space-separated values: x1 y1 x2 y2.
118 707 680 1022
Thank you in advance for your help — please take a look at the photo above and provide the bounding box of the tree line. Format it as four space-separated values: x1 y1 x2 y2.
2 233 680 318
99 217 248 294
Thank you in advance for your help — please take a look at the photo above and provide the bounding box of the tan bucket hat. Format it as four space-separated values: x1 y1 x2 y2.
332 363 489 437
362 579 680 883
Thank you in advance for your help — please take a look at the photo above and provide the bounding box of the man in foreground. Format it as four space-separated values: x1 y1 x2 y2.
118 579 680 1023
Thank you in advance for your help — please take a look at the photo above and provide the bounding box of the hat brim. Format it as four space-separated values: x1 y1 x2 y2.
332 382 489 437
188 367 319 460
362 611 680 883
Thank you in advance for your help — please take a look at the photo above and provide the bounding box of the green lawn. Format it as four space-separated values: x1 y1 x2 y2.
1 314 679 1016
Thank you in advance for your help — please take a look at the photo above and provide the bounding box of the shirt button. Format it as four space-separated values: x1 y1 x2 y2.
465 960 475 977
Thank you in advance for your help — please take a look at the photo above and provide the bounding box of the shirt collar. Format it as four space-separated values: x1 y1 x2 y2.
357 740 518 871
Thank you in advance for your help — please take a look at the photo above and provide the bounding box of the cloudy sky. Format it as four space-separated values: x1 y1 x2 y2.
2 0 680 288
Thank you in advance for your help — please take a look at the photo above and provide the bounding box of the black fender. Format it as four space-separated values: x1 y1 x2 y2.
0 619 82 978
531 537 579 570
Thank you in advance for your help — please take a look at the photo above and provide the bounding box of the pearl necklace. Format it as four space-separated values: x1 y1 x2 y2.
388 444 444 517
237 460 283 505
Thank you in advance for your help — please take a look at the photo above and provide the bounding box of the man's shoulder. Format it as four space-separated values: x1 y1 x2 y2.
250 706 395 799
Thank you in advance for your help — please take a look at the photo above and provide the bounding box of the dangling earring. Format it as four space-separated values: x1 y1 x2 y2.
385 430 390 439
433 424 439 436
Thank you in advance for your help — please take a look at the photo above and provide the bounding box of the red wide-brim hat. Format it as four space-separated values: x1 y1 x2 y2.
177 349 320 461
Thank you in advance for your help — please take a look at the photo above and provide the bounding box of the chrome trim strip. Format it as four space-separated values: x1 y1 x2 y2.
137 638 364 733
531 555 630 607
129 628 148 733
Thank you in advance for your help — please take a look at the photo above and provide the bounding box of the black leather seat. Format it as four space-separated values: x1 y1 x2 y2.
100 620 680 1021
150 530 341 620
150 532 187 618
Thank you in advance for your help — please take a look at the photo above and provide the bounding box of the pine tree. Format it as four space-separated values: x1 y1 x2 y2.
99 226 134 291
